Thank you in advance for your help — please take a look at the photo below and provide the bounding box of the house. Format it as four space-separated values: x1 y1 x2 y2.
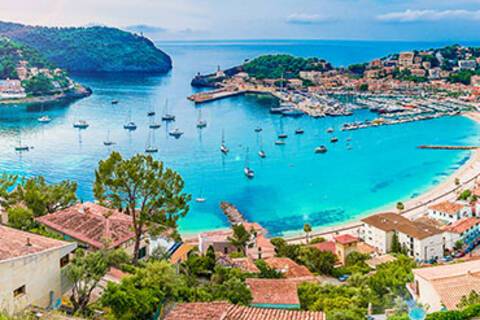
459 59 477 71
360 212 443 261
163 302 325 320
198 222 275 260
310 234 360 265
36 202 174 259
410 259 480 312
264 257 313 279
246 278 301 309
365 254 396 269
0 225 77 315
443 217 480 250
0 79 26 99
471 75 480 86
399 52 414 67
427 201 472 224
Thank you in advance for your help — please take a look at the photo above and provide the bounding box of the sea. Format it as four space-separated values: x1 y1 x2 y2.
1 39 480 236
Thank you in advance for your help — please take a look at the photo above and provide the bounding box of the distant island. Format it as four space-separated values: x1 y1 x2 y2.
189 45 480 127
0 36 90 105
0 21 172 73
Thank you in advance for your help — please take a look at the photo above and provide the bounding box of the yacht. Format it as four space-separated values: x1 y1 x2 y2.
15 135 29 152
149 123 161 129
73 120 89 129
111 100 119 105
275 140 286 146
196 109 207 128
147 106 155 117
258 150 266 158
220 130 229 154
38 116 51 123
145 146 158 153
295 128 304 135
124 122 137 130
145 129 159 152
169 128 184 138
315 146 327 154
327 127 334 133
278 133 288 139
244 148 254 179
103 130 115 146
195 197 207 203
254 127 262 133
330 137 339 143
162 99 175 121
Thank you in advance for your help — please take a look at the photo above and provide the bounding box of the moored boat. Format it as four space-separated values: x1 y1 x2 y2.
295 128 304 135
38 116 51 123
278 133 288 139
315 145 327 153
123 122 137 130
73 120 89 129
169 128 184 138
330 137 338 143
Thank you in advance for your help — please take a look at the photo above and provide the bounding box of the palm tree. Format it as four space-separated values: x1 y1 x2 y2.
396 202 405 213
228 224 251 254
303 223 312 243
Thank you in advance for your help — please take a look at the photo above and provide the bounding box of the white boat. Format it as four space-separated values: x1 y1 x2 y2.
315 146 327 153
124 122 137 130
258 150 266 158
220 130 229 154
196 109 207 128
327 127 334 133
145 129 159 152
103 130 115 146
162 99 175 121
73 120 89 129
275 140 285 146
195 197 207 203
244 148 254 179
169 128 184 138
38 116 51 123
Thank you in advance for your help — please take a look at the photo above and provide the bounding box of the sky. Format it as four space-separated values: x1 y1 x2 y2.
2 0 480 41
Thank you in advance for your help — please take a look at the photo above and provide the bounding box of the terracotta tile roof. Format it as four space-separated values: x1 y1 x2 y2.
246 278 300 306
362 212 442 240
0 225 74 261
36 202 135 250
264 257 313 278
231 257 260 273
428 201 465 216
163 302 325 320
366 254 396 269
309 241 336 255
356 242 376 255
444 217 480 234
414 260 480 310
334 234 358 245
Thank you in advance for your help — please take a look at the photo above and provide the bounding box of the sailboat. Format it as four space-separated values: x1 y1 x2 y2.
111 100 119 105
258 134 266 158
277 117 287 139
37 105 51 123
220 130 229 154
103 130 115 146
196 109 207 128
161 99 175 121
15 133 29 152
124 106 137 130
73 120 89 129
169 128 184 138
149 112 161 129
244 148 254 179
145 129 158 153
147 105 156 117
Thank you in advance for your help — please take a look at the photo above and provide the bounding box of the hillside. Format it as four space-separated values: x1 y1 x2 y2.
0 36 89 100
0 21 172 73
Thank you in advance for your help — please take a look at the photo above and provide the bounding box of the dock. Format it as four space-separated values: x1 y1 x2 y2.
418 145 480 150
220 201 246 225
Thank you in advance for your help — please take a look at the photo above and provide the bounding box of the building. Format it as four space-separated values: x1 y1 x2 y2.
443 217 480 250
399 52 415 67
410 260 480 312
36 202 173 259
198 222 275 260
264 257 313 279
310 234 360 265
459 59 477 71
163 302 325 320
0 79 26 99
427 201 472 225
245 278 301 309
0 225 77 315
471 75 480 86
360 212 443 261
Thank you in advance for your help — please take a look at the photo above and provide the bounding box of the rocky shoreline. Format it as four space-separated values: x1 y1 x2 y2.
0 85 92 106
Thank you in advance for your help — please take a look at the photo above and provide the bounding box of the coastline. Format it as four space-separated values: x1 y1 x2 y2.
0 85 92 106
182 112 480 244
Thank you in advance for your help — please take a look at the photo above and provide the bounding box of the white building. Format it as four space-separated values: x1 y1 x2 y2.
443 217 480 250
410 260 480 312
427 201 472 225
459 59 477 71
0 225 77 315
360 212 443 261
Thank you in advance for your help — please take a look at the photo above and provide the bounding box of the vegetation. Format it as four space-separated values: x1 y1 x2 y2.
243 54 332 79
303 223 312 243
94 152 191 264
0 21 172 73
228 224 251 254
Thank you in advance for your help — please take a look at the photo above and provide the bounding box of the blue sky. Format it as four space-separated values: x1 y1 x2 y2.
3 0 480 41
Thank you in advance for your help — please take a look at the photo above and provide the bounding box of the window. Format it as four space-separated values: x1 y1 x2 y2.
13 285 26 298
60 254 70 268
224 247 228 254
138 246 147 259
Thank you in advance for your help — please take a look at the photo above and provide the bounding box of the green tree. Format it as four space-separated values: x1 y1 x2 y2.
458 190 472 201
228 224 251 254
255 259 284 279
7 206 34 230
454 240 465 251
0 173 17 208
391 232 401 253
22 74 54 95
13 176 78 216
458 291 480 309
304 223 312 243
65 249 109 315
101 260 182 320
396 202 405 212
297 246 337 275
94 152 190 264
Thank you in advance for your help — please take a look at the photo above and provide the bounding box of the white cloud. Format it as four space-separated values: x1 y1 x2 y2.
377 9 480 22
286 13 336 24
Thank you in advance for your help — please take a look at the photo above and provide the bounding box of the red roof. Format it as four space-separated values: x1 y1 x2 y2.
310 241 336 255
246 278 300 306
264 257 313 278
444 217 480 234
334 234 358 245
164 302 325 320
0 225 75 261
36 202 135 250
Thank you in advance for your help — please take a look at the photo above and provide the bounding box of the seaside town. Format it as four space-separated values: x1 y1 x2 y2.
189 45 480 132
4 2 480 320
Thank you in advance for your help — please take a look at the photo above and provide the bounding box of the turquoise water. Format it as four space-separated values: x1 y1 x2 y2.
1 40 480 236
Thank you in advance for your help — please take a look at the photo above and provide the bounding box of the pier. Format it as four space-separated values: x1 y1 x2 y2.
418 145 480 150
220 201 247 225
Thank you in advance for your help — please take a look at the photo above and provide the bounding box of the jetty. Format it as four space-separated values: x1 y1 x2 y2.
418 145 480 150
220 201 246 225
